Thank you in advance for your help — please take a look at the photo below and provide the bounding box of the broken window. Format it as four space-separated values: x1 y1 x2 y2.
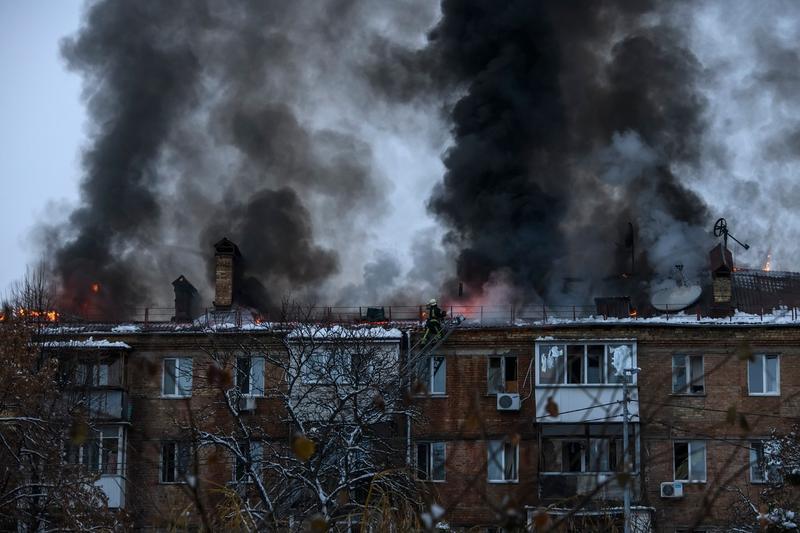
672 355 704 394
673 440 706 482
416 442 446 481
488 355 517 394
539 343 629 385
162 357 193 397
487 439 518 482
161 441 191 483
749 354 779 395
236 356 265 396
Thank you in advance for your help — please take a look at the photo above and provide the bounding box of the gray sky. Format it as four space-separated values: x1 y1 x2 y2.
0 0 84 291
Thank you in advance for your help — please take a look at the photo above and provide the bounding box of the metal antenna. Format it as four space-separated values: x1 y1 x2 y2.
713 218 750 251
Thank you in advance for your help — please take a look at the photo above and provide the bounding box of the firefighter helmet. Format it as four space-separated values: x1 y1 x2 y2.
428 298 437 306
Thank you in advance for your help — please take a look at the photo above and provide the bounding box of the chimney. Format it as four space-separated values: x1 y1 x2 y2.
172 275 198 322
213 238 241 310
708 243 734 316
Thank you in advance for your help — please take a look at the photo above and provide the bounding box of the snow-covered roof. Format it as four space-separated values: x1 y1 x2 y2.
41 336 131 349
286 324 403 340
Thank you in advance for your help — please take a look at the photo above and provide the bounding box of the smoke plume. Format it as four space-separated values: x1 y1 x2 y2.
42 0 800 317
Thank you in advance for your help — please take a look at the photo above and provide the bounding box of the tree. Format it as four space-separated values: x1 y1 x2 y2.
160 305 425 531
0 314 127 531
726 426 800 532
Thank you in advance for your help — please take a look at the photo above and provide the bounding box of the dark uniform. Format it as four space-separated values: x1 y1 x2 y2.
422 299 446 343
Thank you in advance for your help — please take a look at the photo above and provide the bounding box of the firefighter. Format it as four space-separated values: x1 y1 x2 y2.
422 298 446 344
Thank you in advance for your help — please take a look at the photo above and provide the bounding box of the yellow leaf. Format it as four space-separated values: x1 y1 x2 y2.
546 397 559 417
293 434 316 461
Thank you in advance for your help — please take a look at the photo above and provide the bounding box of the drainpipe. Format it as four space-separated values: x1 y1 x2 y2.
406 330 412 466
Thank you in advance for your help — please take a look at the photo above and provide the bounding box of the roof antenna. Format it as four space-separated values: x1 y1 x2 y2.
713 218 750 251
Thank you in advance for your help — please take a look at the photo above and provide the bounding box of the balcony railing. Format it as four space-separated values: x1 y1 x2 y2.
540 472 640 501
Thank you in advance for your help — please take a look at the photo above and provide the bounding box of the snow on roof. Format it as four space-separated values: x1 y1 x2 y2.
286 324 402 340
42 336 131 349
111 324 142 333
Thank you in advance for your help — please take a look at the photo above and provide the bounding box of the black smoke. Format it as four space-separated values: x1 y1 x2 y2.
422 1 712 304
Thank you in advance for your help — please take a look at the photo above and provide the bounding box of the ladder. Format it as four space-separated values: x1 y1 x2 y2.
409 317 463 359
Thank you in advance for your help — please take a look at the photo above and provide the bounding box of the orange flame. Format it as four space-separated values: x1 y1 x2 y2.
629 308 638 318
12 308 59 322
763 253 772 272
91 282 101 294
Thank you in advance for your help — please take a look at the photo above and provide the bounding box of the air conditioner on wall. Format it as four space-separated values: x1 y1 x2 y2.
660 481 684 498
496 393 520 411
239 396 257 412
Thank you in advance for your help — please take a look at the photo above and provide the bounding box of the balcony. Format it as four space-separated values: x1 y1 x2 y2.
540 472 640 501
535 386 638 423
95 475 125 508
88 390 130 421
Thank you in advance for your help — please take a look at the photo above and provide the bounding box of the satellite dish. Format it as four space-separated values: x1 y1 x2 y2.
651 285 702 312
650 264 702 312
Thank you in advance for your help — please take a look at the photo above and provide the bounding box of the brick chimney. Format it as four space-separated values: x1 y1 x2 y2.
213 238 241 310
172 275 198 322
709 243 734 316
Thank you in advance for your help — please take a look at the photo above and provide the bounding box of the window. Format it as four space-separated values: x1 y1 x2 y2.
538 343 635 385
748 354 779 395
488 356 518 394
750 442 780 483
236 356 265 396
161 442 191 483
672 355 704 394
417 356 446 395
162 358 193 397
540 425 631 474
673 441 706 482
233 441 263 483
65 427 121 475
416 442 446 481
487 439 518 482
75 358 123 387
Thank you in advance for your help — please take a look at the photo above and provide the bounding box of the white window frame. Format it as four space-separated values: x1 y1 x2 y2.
487 439 519 483
160 441 191 484
161 357 193 397
748 354 780 396
536 342 636 386
671 354 705 395
673 440 706 483
487 355 518 394
428 355 446 395
236 356 265 397
65 426 123 476
416 441 446 482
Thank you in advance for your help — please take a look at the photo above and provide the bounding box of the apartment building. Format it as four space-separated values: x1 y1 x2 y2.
32 240 800 531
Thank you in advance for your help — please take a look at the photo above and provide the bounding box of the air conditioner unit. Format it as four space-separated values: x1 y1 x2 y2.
496 393 520 411
238 396 257 412
660 481 684 498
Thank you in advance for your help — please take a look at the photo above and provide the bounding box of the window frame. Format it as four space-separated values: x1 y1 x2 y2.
161 357 193 398
415 441 446 482
536 342 636 386
671 354 705 395
749 441 780 484
487 355 518 395
487 439 519 483
160 441 191 484
64 426 122 476
416 355 446 395
747 354 780 396
236 356 266 397
673 440 706 483
233 441 264 484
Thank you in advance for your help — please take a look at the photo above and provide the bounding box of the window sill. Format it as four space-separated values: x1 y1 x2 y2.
413 394 448 399
748 393 780 397
417 479 447 483
487 479 519 484
159 481 187 485
535 384 632 388
674 480 706 484
669 392 706 397
160 395 192 400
